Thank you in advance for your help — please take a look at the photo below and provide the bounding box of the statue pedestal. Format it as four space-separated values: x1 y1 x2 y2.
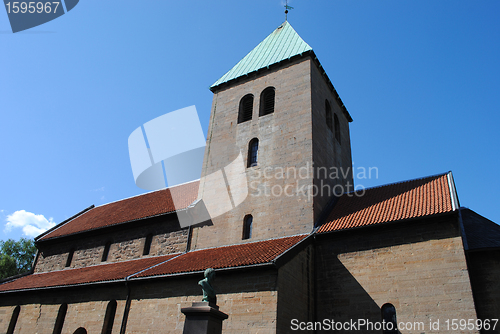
181 302 228 334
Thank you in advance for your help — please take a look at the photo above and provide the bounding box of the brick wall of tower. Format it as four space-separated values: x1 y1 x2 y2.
34 216 188 273
192 57 318 250
310 62 353 222
315 215 478 334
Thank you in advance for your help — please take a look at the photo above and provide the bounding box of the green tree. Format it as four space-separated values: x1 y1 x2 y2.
0 238 37 279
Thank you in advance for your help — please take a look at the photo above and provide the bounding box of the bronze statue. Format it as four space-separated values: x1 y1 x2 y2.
198 268 216 304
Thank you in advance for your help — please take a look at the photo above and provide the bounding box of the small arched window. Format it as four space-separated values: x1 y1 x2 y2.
101 300 117 334
65 249 74 267
74 328 87 334
101 241 112 262
6 305 20 334
247 138 259 167
143 234 153 256
53 303 68 334
243 215 253 240
325 100 333 132
238 94 254 123
334 114 341 144
381 303 397 334
259 87 275 116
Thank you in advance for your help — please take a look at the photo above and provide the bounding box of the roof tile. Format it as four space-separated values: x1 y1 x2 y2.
133 234 307 278
39 180 199 241
317 173 454 233
0 254 178 293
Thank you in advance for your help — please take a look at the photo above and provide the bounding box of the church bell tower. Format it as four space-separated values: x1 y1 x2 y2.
190 21 353 250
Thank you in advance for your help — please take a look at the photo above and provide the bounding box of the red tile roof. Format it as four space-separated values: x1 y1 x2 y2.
317 173 455 233
39 180 199 241
0 254 178 293
133 234 308 278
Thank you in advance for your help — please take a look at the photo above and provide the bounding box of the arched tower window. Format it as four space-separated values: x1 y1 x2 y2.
65 249 74 267
325 100 333 132
101 300 117 334
238 94 254 123
334 113 341 144
259 87 275 116
53 303 68 334
242 215 253 240
74 328 87 334
247 138 259 167
381 303 397 334
6 305 20 334
143 234 153 256
101 241 112 262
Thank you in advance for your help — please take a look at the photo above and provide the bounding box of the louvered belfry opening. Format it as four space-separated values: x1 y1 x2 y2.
238 94 254 123
259 87 275 116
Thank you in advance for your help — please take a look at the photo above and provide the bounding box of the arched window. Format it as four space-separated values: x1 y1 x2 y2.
102 241 112 262
101 300 117 334
6 305 20 334
65 249 74 267
74 328 87 334
242 215 253 240
259 87 275 116
143 234 153 256
325 100 333 132
334 114 341 144
53 303 68 334
247 138 259 167
381 303 397 334
238 94 254 123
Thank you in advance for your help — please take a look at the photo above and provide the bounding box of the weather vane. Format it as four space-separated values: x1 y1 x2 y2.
284 0 294 21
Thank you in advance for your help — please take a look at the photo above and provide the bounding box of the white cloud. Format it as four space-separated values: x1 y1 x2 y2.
4 210 56 237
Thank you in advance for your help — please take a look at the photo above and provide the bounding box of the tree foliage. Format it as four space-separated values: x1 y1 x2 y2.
0 238 37 279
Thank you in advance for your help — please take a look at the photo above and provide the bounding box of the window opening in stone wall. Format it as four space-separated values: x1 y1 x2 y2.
143 234 153 256
101 241 112 262
101 300 117 334
247 138 259 167
325 100 333 132
334 113 341 144
65 249 74 267
242 215 253 240
238 94 254 123
53 303 68 334
73 328 87 334
381 303 398 334
6 305 20 334
259 87 275 116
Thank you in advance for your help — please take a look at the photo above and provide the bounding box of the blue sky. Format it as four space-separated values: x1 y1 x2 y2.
1 0 499 241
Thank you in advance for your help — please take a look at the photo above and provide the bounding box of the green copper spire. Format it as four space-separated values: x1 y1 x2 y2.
211 21 312 90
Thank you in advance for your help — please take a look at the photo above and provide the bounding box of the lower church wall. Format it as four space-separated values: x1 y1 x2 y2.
277 244 314 334
467 249 500 333
315 215 478 333
0 268 278 334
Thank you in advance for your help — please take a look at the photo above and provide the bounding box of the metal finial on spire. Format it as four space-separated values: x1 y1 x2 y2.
284 0 294 21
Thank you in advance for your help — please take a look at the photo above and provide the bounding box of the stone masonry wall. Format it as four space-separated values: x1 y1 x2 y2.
0 283 127 334
277 244 314 334
0 268 278 334
310 61 353 222
34 215 188 273
193 57 316 250
467 249 500 333
315 215 478 334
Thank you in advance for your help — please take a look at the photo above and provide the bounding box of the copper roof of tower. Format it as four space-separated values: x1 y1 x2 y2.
211 21 312 89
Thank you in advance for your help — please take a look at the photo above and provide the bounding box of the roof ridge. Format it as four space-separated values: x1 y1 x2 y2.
94 179 200 209
344 171 450 195
188 233 308 253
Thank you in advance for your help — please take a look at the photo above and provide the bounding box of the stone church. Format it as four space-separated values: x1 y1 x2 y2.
1 21 499 334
